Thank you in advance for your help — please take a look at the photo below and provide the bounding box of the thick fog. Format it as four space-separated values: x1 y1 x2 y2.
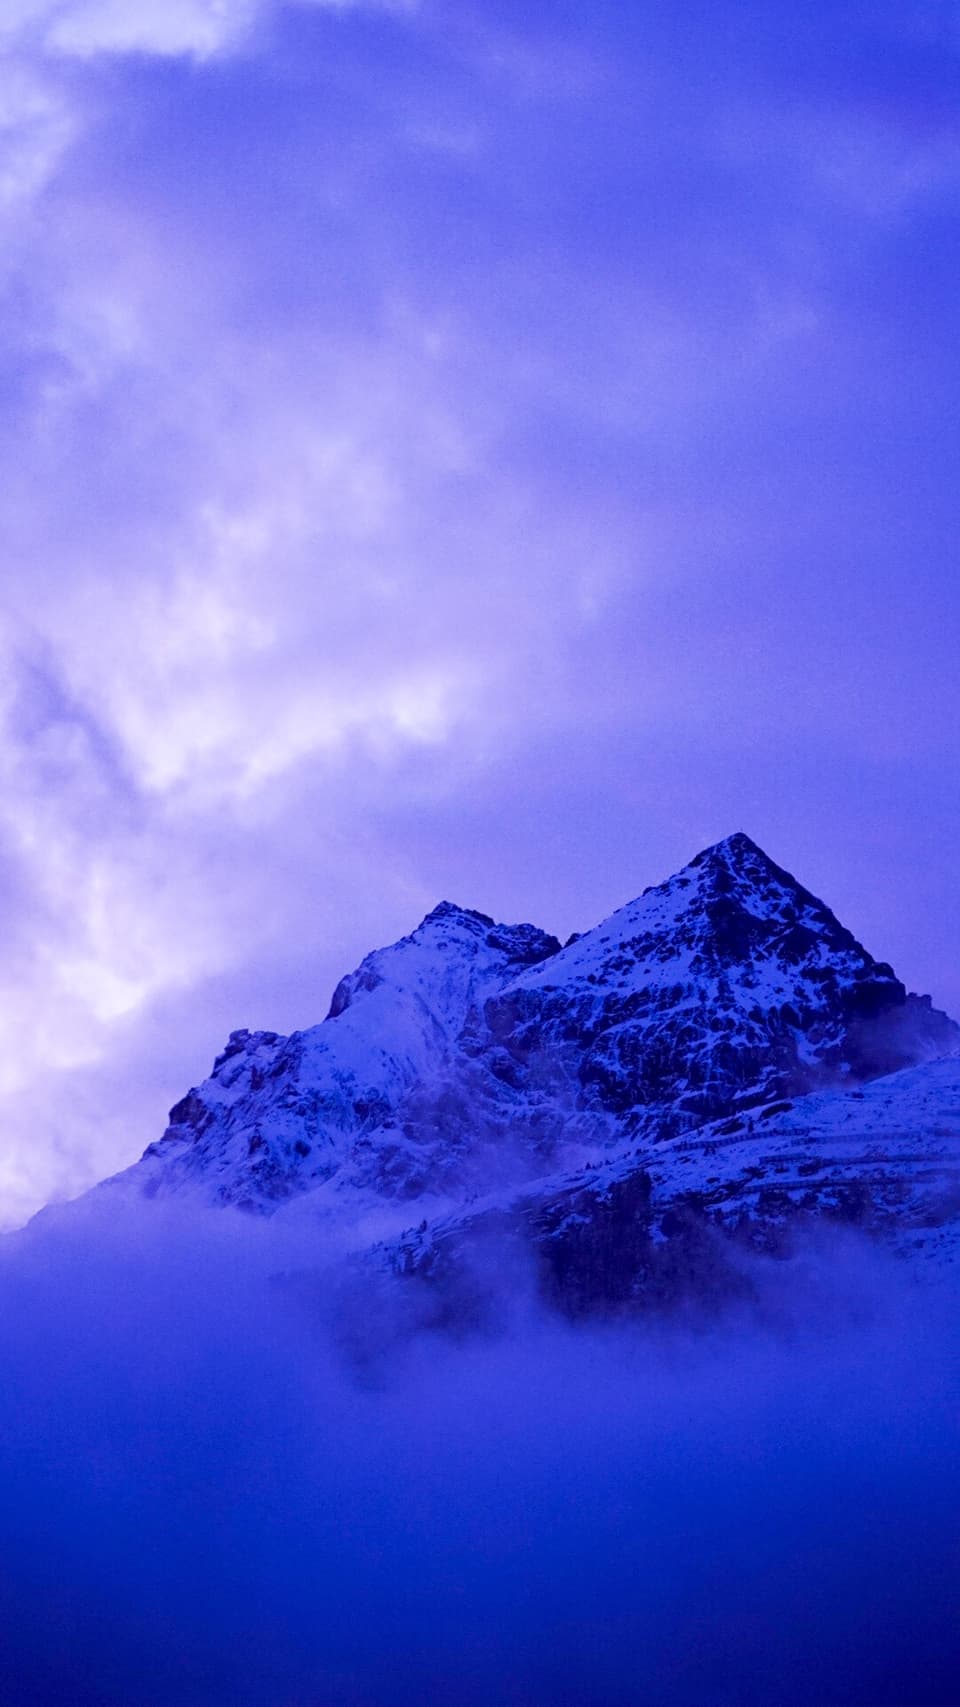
0 1199 957 1706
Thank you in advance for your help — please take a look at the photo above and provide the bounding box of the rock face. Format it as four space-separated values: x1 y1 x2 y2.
103 832 960 1309
482 832 956 1137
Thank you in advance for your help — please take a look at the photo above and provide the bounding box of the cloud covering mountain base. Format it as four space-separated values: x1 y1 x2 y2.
1 1201 958 1706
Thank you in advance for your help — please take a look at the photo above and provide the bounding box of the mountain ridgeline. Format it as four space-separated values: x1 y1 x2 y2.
106 833 960 1311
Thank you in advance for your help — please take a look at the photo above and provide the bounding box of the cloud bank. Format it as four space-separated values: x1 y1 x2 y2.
0 1202 958 1704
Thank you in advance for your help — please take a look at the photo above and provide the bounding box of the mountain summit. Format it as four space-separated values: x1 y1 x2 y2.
107 835 956 1248
484 829 948 1135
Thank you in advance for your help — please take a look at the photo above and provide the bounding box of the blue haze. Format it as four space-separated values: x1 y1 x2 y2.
1 1202 959 1704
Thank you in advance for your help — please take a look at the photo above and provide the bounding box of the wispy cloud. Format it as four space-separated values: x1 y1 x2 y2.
2 0 413 61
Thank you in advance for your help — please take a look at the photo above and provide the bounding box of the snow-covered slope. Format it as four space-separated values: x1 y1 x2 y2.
388 1056 960 1310
94 832 959 1299
128 903 560 1209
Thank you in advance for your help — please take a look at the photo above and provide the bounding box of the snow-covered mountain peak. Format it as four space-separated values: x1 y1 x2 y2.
112 900 562 1212
99 835 957 1233
326 902 560 1027
682 829 859 937
419 899 494 928
685 828 770 873
511 831 886 1002
487 834 957 1131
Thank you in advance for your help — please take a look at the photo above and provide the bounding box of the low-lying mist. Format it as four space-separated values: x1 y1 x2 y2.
0 1198 958 1706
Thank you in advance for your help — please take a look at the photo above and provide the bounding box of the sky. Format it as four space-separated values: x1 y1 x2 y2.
1 0 958 1224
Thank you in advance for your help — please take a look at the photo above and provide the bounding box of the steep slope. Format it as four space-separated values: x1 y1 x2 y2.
387 1056 960 1312
484 832 956 1136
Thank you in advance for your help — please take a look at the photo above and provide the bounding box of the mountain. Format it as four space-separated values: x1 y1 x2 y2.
97 832 959 1307
482 832 954 1133
134 902 561 1211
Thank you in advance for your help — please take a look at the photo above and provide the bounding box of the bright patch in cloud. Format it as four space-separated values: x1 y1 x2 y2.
2 0 413 63
0 64 74 203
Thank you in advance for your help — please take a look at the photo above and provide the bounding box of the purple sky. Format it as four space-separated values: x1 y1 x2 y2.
1 0 958 1224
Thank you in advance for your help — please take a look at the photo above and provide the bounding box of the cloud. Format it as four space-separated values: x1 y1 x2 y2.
0 0 418 64
0 1203 958 1704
